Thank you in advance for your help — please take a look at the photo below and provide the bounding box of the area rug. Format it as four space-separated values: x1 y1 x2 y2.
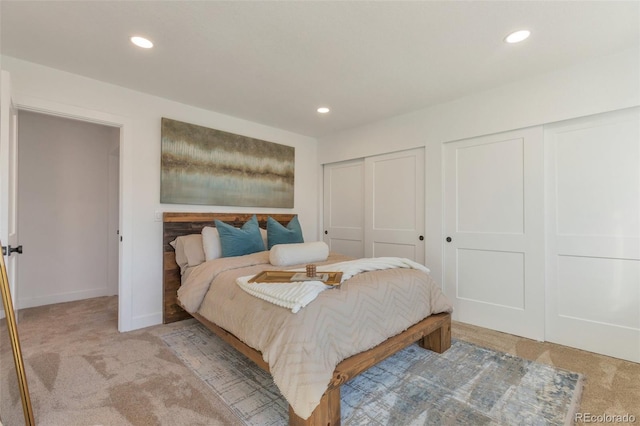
161 323 583 425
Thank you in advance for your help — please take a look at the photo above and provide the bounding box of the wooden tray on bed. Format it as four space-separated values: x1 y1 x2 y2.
248 270 343 286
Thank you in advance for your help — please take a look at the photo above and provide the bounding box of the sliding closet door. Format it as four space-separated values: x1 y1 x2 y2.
443 127 545 340
364 148 425 262
545 108 639 362
323 159 365 258
323 148 426 262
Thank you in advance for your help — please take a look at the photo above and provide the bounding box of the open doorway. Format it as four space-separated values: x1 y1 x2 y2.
17 111 120 319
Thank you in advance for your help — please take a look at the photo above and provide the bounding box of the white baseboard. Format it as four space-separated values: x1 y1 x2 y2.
17 288 111 310
129 312 162 331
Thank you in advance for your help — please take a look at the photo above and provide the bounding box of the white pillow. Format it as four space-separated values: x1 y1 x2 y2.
170 234 206 269
269 241 329 267
260 228 268 251
201 226 222 261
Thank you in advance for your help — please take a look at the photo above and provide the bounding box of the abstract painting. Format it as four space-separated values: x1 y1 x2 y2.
161 118 294 207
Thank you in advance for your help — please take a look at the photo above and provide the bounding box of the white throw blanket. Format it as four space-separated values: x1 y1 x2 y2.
236 257 430 313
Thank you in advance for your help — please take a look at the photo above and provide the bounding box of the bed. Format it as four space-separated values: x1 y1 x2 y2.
163 212 453 425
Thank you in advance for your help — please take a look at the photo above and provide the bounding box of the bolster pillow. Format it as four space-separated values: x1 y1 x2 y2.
269 241 329 267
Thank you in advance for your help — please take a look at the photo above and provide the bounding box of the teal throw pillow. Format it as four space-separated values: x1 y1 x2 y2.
215 215 265 257
267 216 304 249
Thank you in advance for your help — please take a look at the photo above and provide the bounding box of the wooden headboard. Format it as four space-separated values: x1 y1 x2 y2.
162 212 297 323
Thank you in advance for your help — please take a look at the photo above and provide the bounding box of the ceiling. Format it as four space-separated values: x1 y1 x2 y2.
1 1 638 138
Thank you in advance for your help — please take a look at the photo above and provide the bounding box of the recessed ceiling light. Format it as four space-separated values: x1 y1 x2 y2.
317 107 330 114
130 36 153 49
505 30 530 44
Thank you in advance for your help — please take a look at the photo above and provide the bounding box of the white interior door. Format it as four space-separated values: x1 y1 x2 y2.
323 159 365 258
364 148 425 262
444 127 545 340
545 108 640 362
0 70 20 310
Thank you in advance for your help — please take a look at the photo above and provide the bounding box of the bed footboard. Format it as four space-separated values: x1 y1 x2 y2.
420 314 452 353
289 312 451 426
192 310 450 425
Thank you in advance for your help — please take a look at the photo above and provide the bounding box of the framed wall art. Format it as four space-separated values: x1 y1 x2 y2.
161 118 294 207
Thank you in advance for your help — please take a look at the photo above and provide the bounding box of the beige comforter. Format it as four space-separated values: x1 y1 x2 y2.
177 251 453 420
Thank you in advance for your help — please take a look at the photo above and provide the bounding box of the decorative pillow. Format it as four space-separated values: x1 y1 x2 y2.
201 226 222 261
269 241 329 266
214 215 266 257
170 234 206 269
267 216 304 249
260 228 268 250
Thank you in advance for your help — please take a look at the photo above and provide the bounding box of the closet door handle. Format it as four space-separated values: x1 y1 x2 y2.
446 237 452 243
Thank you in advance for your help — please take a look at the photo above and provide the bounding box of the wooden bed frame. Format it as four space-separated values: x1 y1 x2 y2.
163 212 451 426
162 212 299 323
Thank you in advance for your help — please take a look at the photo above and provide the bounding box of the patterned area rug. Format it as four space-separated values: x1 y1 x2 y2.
161 323 583 425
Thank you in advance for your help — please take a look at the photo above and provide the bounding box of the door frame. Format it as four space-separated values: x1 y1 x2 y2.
13 95 134 332
0 71 19 311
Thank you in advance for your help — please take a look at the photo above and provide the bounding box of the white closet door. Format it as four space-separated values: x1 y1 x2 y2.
444 127 545 340
323 159 364 258
323 148 426 262
0 71 20 311
364 148 425 262
545 108 639 362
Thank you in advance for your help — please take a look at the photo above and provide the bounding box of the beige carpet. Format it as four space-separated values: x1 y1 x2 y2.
14 297 242 426
9 296 640 425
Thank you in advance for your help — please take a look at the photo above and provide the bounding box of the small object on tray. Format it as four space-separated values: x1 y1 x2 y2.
306 264 317 277
248 270 343 286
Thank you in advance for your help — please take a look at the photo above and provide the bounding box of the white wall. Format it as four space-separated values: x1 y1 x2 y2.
1 56 318 331
317 47 640 286
18 111 120 308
